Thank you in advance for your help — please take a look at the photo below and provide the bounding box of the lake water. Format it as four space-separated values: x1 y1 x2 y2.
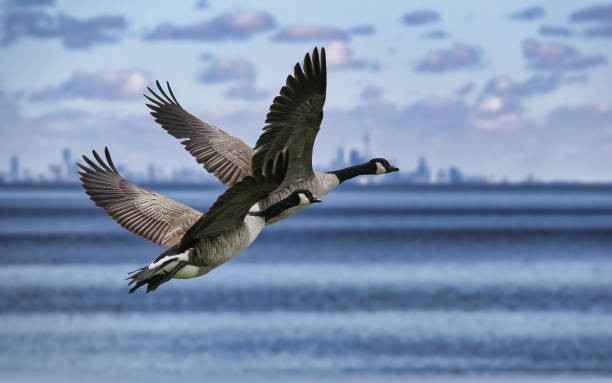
1 185 611 382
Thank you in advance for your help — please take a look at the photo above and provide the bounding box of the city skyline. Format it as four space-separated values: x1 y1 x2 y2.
1 1 611 181
0 142 577 185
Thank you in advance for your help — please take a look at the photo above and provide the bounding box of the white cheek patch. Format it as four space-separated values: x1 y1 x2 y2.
298 193 310 205
248 203 260 213
375 162 386 175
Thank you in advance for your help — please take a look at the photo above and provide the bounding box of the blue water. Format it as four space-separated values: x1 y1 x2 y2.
1 185 611 382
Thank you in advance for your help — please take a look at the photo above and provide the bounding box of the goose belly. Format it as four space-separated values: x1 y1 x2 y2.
192 216 264 268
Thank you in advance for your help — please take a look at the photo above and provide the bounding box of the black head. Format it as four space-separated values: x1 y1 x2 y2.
369 158 399 174
288 189 322 206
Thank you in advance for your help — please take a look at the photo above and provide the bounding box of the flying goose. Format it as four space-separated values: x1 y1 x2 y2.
144 47 398 225
79 148 321 293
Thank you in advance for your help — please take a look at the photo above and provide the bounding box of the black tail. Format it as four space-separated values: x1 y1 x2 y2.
128 246 187 294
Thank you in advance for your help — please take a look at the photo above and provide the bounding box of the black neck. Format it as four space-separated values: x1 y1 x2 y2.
249 197 297 222
329 162 374 183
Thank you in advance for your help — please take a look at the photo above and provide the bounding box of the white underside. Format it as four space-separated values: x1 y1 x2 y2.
146 215 265 280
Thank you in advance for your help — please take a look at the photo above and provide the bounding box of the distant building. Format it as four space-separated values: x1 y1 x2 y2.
148 163 157 182
448 166 463 184
348 148 365 166
62 148 70 165
400 157 431 183
414 157 431 183
10 156 18 180
436 168 448 183
330 148 345 171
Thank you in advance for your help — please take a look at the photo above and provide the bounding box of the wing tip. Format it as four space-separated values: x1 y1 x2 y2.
79 147 120 175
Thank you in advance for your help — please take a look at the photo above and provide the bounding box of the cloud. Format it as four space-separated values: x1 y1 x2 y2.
196 57 267 99
273 25 350 41
570 4 612 23
481 74 562 99
401 9 440 26
325 41 380 70
415 43 481 72
467 74 572 132
467 73 591 133
197 55 269 101
455 83 474 96
5 86 612 181
1 10 126 49
422 30 447 39
31 70 149 101
6 0 54 7
199 52 214 61
546 103 612 130
225 83 268 100
348 25 375 36
360 85 383 101
145 10 275 41
584 25 612 38
510 6 545 21
522 39 608 71
197 58 255 83
539 25 573 37
564 74 589 84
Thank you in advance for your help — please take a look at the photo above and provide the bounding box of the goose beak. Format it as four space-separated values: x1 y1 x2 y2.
312 199 322 203
388 166 399 173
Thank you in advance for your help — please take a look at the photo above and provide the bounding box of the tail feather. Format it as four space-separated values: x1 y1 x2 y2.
128 256 187 294
128 260 187 293
128 245 191 294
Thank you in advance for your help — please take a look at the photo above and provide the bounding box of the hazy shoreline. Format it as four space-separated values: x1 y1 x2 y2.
3 182 612 191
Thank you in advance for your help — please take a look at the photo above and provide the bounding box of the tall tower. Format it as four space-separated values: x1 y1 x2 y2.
363 131 371 158
363 116 372 158
62 148 71 165
10 156 18 179
148 163 156 182
61 148 71 181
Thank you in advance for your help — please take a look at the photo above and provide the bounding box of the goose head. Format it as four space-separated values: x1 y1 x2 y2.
369 158 399 175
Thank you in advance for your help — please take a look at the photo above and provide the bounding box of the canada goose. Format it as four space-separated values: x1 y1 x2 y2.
144 47 398 225
79 148 320 293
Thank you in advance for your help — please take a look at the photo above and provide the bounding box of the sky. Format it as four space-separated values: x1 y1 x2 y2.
1 0 611 181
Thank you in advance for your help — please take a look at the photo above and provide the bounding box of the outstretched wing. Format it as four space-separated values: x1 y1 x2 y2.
182 149 288 243
251 47 326 185
145 81 254 187
78 147 202 248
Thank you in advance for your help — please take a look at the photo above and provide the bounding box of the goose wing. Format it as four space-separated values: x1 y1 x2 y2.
182 149 288 242
145 81 254 187
78 147 202 248
251 47 326 186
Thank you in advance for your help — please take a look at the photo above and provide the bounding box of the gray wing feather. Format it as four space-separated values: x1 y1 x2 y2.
78 147 202 247
251 47 326 186
182 149 289 243
145 81 254 187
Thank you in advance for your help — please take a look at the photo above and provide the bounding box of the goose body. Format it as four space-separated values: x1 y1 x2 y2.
79 148 320 293
163 214 264 279
144 47 398 226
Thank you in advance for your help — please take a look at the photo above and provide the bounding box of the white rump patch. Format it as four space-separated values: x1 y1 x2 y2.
375 162 386 175
148 251 189 270
298 193 310 205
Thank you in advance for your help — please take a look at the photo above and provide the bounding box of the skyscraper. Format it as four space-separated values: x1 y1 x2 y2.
61 148 72 181
148 163 156 182
62 148 71 165
10 156 18 180
415 157 431 183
